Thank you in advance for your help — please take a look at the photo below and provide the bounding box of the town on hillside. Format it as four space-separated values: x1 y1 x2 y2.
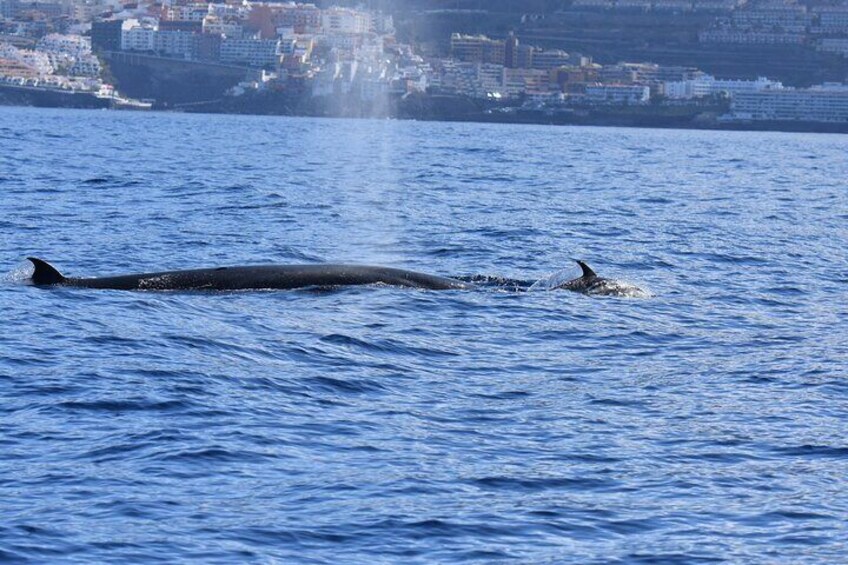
1 0 847 128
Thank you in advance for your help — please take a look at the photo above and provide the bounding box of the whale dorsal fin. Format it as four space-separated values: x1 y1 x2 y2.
28 257 66 285
575 260 597 278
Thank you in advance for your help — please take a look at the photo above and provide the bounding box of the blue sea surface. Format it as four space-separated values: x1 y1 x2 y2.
1 106 847 563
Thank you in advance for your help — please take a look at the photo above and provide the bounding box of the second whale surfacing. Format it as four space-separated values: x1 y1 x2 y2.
25 257 649 297
530 260 651 298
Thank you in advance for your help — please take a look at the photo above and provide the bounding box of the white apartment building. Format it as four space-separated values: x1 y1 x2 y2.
370 12 394 35
321 7 371 35
585 84 651 104
732 7 811 31
69 55 101 76
436 62 552 99
207 3 246 19
503 67 549 98
155 30 195 59
121 19 158 52
531 49 570 70
653 0 693 12
164 4 209 22
692 0 742 12
820 38 848 57
473 63 502 96
202 16 243 39
438 61 481 97
730 85 848 122
571 0 614 8
0 42 53 74
816 8 848 33
34 34 98 76
664 74 783 98
220 38 281 67
616 0 651 11
37 34 92 58
699 30 805 44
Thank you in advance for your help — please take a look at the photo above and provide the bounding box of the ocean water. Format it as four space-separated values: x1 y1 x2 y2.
1 106 847 563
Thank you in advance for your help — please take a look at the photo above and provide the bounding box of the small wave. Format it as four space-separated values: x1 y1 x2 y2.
676 251 770 266
81 430 190 462
56 399 189 413
742 510 835 524
424 245 487 258
471 390 531 400
770 445 848 459
638 197 674 205
589 397 644 407
82 177 111 185
157 447 273 463
469 476 616 492
319 333 459 358
307 375 387 395
602 518 659 535
366 517 519 539
272 247 324 262
232 525 355 546
0 548 29 562
623 552 724 563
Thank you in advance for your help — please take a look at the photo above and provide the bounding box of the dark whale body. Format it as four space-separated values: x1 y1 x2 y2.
557 260 609 293
27 258 472 291
26 258 647 296
528 260 649 297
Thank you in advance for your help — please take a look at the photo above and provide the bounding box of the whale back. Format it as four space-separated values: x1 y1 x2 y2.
25 258 471 291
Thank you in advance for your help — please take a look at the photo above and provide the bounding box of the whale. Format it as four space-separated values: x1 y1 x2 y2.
26 257 473 291
558 260 610 293
529 260 650 297
25 257 648 296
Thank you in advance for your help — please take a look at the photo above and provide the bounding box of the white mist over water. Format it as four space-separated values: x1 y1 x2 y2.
308 18 410 266
1 261 35 283
296 116 406 266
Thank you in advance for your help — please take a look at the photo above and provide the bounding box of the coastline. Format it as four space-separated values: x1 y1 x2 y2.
0 83 152 111
2 91 846 135
0 82 111 110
